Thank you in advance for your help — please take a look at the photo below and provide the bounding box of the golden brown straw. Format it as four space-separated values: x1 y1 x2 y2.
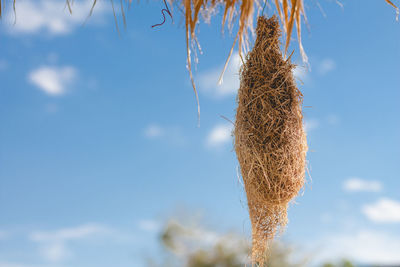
234 15 307 264
178 0 307 118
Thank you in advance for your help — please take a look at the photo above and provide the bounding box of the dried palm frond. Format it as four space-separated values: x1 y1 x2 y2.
385 0 400 19
176 0 309 122
1 0 397 113
171 0 398 119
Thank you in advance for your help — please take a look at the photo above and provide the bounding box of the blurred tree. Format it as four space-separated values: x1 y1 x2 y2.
150 219 309 267
322 259 355 267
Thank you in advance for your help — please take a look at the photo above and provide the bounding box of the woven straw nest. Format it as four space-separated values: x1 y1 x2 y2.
234 15 307 264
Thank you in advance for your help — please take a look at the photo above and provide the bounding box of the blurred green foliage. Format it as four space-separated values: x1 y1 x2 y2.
149 218 356 267
322 259 355 267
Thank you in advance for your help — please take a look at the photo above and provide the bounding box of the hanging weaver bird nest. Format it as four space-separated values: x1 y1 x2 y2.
234 15 307 264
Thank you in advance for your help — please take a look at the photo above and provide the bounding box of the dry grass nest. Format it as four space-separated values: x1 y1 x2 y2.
234 15 307 264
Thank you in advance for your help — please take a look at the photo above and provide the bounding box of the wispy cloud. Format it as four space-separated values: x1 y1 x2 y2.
0 262 63 267
30 223 109 242
343 177 382 193
28 65 77 96
304 115 341 133
199 52 241 98
206 124 233 148
362 198 400 223
30 223 111 262
293 64 309 83
318 58 336 75
304 118 319 132
144 124 164 138
4 0 108 35
143 124 186 145
38 242 70 262
293 57 335 84
318 230 400 265
137 219 161 232
0 263 51 267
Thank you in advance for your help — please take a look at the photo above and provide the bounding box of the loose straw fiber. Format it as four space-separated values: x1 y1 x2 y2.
234 15 307 264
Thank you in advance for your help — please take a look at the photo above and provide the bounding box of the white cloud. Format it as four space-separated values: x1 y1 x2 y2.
137 219 161 232
0 262 60 267
30 223 109 242
362 198 400 223
206 124 232 147
343 177 382 193
30 223 111 262
28 65 77 96
304 118 319 132
144 124 164 138
4 0 108 35
199 52 241 98
0 263 46 267
143 124 186 145
39 242 70 262
318 58 336 75
317 230 400 265
293 65 309 82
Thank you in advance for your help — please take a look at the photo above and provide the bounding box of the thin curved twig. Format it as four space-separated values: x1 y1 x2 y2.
152 0 173 28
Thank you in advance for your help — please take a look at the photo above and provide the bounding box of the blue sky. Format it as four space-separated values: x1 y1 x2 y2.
0 0 399 266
